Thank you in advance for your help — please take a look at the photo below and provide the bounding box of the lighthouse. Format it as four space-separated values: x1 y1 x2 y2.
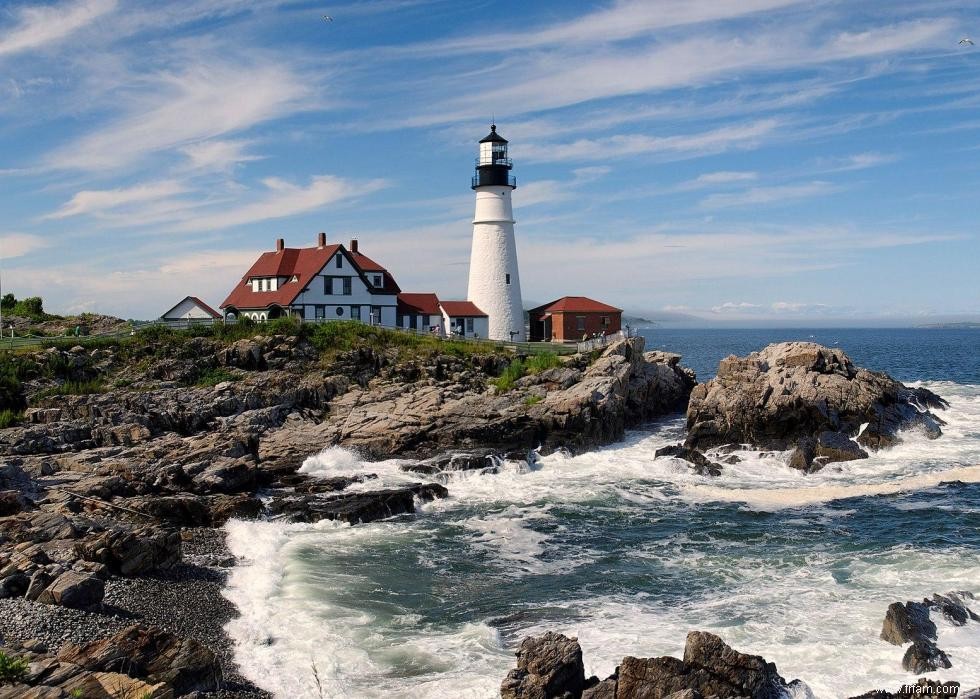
467 124 525 342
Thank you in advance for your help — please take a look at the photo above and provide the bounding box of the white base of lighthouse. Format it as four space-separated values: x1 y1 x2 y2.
467 186 525 342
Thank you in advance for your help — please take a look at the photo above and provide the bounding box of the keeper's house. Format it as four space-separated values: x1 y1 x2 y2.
528 296 622 343
221 234 400 325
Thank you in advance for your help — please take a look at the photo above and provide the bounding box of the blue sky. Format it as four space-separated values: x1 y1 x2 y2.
1 0 978 325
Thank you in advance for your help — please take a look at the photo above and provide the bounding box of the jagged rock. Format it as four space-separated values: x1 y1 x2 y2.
267 483 449 525
502 631 800 699
500 632 585 699
191 458 257 494
927 591 980 625
0 489 31 516
881 601 937 645
57 670 170 698
75 526 181 576
654 445 722 476
686 343 947 457
57 624 222 695
903 639 951 674
35 570 104 609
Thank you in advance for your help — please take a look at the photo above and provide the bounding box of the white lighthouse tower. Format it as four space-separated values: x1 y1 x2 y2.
467 124 525 342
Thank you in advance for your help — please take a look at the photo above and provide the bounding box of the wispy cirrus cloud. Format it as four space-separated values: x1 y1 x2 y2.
44 58 315 171
699 181 837 208
44 180 188 219
0 0 116 57
1 232 48 258
521 119 780 164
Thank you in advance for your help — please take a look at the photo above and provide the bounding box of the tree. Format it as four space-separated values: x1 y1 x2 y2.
0 294 14 310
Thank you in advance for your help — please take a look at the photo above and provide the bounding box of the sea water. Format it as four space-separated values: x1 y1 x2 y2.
223 329 980 698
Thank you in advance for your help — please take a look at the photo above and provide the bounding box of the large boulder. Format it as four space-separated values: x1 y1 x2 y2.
501 631 802 699
35 570 104 610
500 632 586 699
75 526 181 576
686 343 947 462
880 601 936 645
57 624 222 695
266 483 448 525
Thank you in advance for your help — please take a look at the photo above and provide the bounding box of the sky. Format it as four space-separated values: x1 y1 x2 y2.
0 0 978 326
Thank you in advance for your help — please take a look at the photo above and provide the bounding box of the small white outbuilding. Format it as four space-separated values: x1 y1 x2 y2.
160 296 222 321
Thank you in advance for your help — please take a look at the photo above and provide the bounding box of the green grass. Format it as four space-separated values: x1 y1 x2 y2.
34 379 106 399
493 352 562 392
525 351 561 373
0 409 23 429
193 367 241 387
523 394 543 406
0 650 29 684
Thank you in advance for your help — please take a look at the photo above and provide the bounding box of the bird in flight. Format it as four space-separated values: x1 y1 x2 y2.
959 37 974 45
322 15 333 22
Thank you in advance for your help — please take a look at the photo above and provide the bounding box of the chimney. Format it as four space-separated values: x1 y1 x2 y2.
350 239 359 253
276 238 284 252
318 232 326 248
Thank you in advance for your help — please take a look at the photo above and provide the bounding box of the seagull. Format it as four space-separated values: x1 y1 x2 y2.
322 14 333 22
960 37 974 45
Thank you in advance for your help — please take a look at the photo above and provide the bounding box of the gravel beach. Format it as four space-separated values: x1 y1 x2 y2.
0 526 269 698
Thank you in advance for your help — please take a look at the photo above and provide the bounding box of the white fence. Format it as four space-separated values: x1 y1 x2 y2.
576 330 626 354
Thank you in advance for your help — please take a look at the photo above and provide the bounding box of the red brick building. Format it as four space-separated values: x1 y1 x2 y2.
528 296 622 342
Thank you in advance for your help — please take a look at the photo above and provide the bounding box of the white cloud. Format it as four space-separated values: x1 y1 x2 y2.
45 59 313 171
521 119 779 164
408 0 807 55
699 181 836 208
172 175 388 232
4 248 260 318
0 0 116 56
712 301 763 313
695 171 759 185
45 180 187 219
179 139 263 172
0 232 48 258
817 152 898 172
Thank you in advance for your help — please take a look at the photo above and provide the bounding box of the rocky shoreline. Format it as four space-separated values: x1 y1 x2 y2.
0 328 695 696
0 328 958 696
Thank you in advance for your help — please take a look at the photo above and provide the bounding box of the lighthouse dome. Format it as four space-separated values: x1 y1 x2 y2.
479 124 508 144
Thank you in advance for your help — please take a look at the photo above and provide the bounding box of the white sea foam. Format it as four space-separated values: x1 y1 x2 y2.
224 381 980 698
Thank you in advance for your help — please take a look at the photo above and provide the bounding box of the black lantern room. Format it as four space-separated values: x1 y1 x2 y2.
472 124 517 189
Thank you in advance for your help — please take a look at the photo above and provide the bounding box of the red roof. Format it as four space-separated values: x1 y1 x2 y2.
440 300 487 317
398 292 441 315
221 240 400 310
529 296 622 314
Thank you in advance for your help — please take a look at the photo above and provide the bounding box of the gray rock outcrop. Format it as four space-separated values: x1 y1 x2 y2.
501 631 804 699
686 342 947 470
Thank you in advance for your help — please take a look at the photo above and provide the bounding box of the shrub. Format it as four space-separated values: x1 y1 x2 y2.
526 352 560 374
193 368 240 387
523 394 543 406
0 650 29 684
493 359 526 391
34 379 106 399
0 409 23 429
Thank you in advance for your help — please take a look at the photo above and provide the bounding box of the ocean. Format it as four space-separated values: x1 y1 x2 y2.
223 328 980 698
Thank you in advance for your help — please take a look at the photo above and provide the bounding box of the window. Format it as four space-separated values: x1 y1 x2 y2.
576 316 586 331
335 254 343 269
324 277 334 295
505 274 511 285
315 305 325 319
409 314 418 330
343 277 352 295
351 305 361 321
466 318 474 333
336 307 344 316
371 306 381 324
373 274 383 287
601 316 610 326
